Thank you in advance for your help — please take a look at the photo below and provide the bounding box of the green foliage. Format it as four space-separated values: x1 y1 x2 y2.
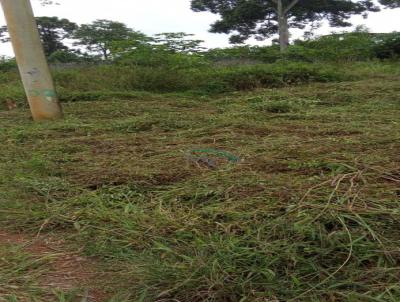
0 60 389 110
206 31 400 64
0 17 77 57
109 31 154 57
0 56 17 72
203 63 344 93
0 61 350 110
109 30 208 69
45 62 344 96
373 32 400 59
154 32 206 53
1 28 399 110
0 85 25 109
293 32 377 62
47 50 82 63
206 45 282 64
295 31 400 62
379 0 400 8
73 19 137 60
36 17 77 56
115 45 209 69
191 0 380 44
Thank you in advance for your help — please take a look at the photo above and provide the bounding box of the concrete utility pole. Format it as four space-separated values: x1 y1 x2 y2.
0 0 63 121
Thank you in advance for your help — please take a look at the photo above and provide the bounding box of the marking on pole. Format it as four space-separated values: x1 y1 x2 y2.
28 89 41 97
28 89 57 102
27 67 40 77
44 89 56 102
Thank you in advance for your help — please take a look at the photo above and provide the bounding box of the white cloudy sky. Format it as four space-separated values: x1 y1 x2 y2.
0 0 399 56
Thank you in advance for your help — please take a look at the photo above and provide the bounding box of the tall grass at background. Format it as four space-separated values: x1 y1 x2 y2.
0 30 399 108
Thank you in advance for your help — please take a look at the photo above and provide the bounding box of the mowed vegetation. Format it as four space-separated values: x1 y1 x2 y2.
0 56 399 301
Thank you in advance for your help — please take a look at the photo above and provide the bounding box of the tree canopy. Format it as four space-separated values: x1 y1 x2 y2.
154 32 206 53
0 17 77 57
73 20 134 60
36 17 77 56
378 0 400 8
190 0 397 51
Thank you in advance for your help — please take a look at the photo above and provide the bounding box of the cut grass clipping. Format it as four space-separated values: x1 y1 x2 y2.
0 62 399 301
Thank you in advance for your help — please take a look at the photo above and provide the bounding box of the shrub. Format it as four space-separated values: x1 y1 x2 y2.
205 31 400 65
206 46 282 65
373 32 400 59
47 50 83 63
50 61 345 95
0 85 26 109
293 32 377 62
115 46 209 69
0 56 349 109
0 57 17 72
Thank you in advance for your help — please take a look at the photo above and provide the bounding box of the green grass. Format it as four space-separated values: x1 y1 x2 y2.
0 62 399 301
0 243 48 301
3 61 395 109
0 240 86 302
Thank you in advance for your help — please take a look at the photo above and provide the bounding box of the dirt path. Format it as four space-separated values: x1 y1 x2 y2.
0 231 106 302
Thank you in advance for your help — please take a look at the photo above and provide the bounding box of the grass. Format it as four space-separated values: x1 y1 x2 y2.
0 62 399 301
2 61 399 109
0 243 48 301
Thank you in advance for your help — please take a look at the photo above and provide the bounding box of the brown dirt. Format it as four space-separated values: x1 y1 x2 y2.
0 231 107 302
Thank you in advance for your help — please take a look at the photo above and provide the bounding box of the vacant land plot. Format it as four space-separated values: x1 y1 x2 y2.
0 69 399 301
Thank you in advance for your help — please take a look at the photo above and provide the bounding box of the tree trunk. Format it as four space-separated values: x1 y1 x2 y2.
278 15 289 52
277 0 289 53
102 48 109 60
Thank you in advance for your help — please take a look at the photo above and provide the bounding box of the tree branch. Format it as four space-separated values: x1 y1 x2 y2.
284 0 300 14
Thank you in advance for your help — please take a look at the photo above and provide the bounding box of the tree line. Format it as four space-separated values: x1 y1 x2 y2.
0 18 206 62
191 0 399 52
2 0 398 58
1 0 399 65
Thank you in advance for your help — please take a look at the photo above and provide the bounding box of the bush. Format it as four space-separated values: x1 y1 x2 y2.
49 62 345 95
206 46 281 64
115 46 209 69
205 31 400 65
293 32 377 62
0 57 17 72
0 50 360 109
373 32 400 59
0 85 26 109
47 50 83 63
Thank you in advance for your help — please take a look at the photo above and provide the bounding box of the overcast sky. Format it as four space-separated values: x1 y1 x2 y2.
0 0 399 56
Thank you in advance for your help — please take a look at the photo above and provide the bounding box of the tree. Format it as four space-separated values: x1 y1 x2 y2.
0 16 77 57
154 32 206 53
379 0 400 8
190 0 382 52
47 50 82 63
109 31 154 58
35 17 77 56
73 19 134 60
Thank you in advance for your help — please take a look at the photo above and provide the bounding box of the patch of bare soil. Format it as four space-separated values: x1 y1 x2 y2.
0 231 107 302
